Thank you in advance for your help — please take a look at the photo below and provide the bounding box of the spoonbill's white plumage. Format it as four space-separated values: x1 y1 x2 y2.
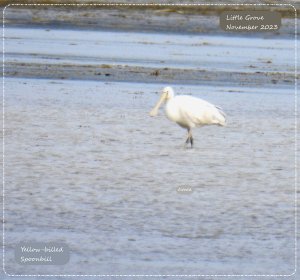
149 86 226 147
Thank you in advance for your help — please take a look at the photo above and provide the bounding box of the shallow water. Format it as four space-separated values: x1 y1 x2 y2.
5 27 295 73
3 78 295 276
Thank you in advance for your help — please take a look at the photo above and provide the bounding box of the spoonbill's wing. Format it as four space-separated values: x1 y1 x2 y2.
176 95 226 126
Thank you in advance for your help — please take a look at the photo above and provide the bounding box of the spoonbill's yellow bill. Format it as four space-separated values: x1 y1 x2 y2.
149 86 226 147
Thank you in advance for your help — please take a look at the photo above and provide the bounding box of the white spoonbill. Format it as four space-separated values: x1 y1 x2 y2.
149 86 226 147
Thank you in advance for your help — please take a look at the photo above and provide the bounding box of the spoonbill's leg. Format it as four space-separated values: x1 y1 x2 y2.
185 128 193 148
185 129 190 145
190 133 194 148
188 129 193 148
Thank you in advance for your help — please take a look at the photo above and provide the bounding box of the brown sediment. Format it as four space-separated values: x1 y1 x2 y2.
5 61 297 87
1 1 299 18
3 5 298 37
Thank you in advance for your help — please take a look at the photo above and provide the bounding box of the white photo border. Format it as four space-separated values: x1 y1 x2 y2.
2 3 298 277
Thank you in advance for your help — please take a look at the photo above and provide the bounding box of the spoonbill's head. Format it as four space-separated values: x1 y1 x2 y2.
149 87 175 116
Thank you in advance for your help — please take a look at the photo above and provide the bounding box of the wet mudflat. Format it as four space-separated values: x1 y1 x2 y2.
4 78 295 276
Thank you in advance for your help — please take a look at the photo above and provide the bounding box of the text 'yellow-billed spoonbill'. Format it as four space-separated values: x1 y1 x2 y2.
149 86 226 148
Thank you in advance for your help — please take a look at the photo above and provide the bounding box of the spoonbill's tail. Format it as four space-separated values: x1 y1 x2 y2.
215 106 227 126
